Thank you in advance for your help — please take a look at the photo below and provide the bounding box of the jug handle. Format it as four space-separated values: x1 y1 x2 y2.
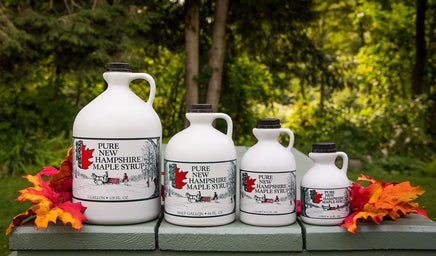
129 73 156 104
337 152 349 174
279 128 294 152
213 113 233 139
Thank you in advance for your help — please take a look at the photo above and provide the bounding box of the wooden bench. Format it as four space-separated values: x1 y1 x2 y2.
8 147 436 255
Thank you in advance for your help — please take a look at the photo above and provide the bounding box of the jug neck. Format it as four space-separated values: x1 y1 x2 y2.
186 112 216 126
309 152 337 165
253 128 281 142
103 72 132 89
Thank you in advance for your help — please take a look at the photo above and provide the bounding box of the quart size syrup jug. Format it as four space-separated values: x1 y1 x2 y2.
240 119 297 226
72 62 162 224
164 104 236 226
300 143 350 225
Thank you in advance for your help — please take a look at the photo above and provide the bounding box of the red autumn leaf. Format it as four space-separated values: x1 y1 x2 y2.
246 174 256 192
50 147 73 186
40 166 61 176
49 146 73 201
296 199 301 215
340 174 429 233
174 165 188 189
18 174 60 207
6 172 87 235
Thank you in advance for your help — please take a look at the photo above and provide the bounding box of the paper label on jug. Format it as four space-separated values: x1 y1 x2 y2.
163 159 236 218
300 187 350 219
72 137 160 202
240 170 296 215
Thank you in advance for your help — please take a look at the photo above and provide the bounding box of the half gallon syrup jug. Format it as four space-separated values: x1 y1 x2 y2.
240 119 297 226
164 104 236 226
72 62 162 224
300 143 350 225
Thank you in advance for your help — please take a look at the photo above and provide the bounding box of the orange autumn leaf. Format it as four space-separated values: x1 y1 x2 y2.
33 201 87 231
356 174 377 184
374 181 425 218
340 174 429 233
6 172 87 235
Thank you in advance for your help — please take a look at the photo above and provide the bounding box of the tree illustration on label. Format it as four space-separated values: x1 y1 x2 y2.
75 140 94 169
310 190 323 204
169 164 187 189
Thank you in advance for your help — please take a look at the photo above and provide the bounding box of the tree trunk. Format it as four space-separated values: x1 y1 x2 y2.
411 0 426 98
184 0 200 113
206 0 229 112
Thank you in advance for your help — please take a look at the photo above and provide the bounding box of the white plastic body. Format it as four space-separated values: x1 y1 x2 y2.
72 71 162 224
164 112 236 226
239 128 297 226
300 152 350 225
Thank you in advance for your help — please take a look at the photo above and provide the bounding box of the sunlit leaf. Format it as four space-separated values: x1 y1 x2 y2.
340 174 429 233
6 154 86 235
33 201 87 231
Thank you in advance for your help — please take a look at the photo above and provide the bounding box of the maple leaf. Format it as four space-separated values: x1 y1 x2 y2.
49 146 73 201
246 174 256 192
314 191 323 203
81 143 94 169
174 165 188 189
33 201 87 231
310 190 323 203
6 172 87 235
356 174 377 184
340 174 429 233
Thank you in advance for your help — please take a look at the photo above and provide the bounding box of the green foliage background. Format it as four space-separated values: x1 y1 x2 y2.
1 0 435 176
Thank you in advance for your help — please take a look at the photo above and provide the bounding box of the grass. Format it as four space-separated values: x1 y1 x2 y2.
1 175 32 256
1 164 435 256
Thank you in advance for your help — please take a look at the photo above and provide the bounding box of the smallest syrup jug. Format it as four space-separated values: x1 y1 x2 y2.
240 119 297 226
300 143 350 225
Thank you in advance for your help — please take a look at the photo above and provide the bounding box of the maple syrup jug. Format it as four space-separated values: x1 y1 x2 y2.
300 143 350 225
240 119 297 226
164 104 236 226
72 62 162 224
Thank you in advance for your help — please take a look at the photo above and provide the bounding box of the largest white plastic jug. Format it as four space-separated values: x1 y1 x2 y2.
164 104 236 226
72 62 162 224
